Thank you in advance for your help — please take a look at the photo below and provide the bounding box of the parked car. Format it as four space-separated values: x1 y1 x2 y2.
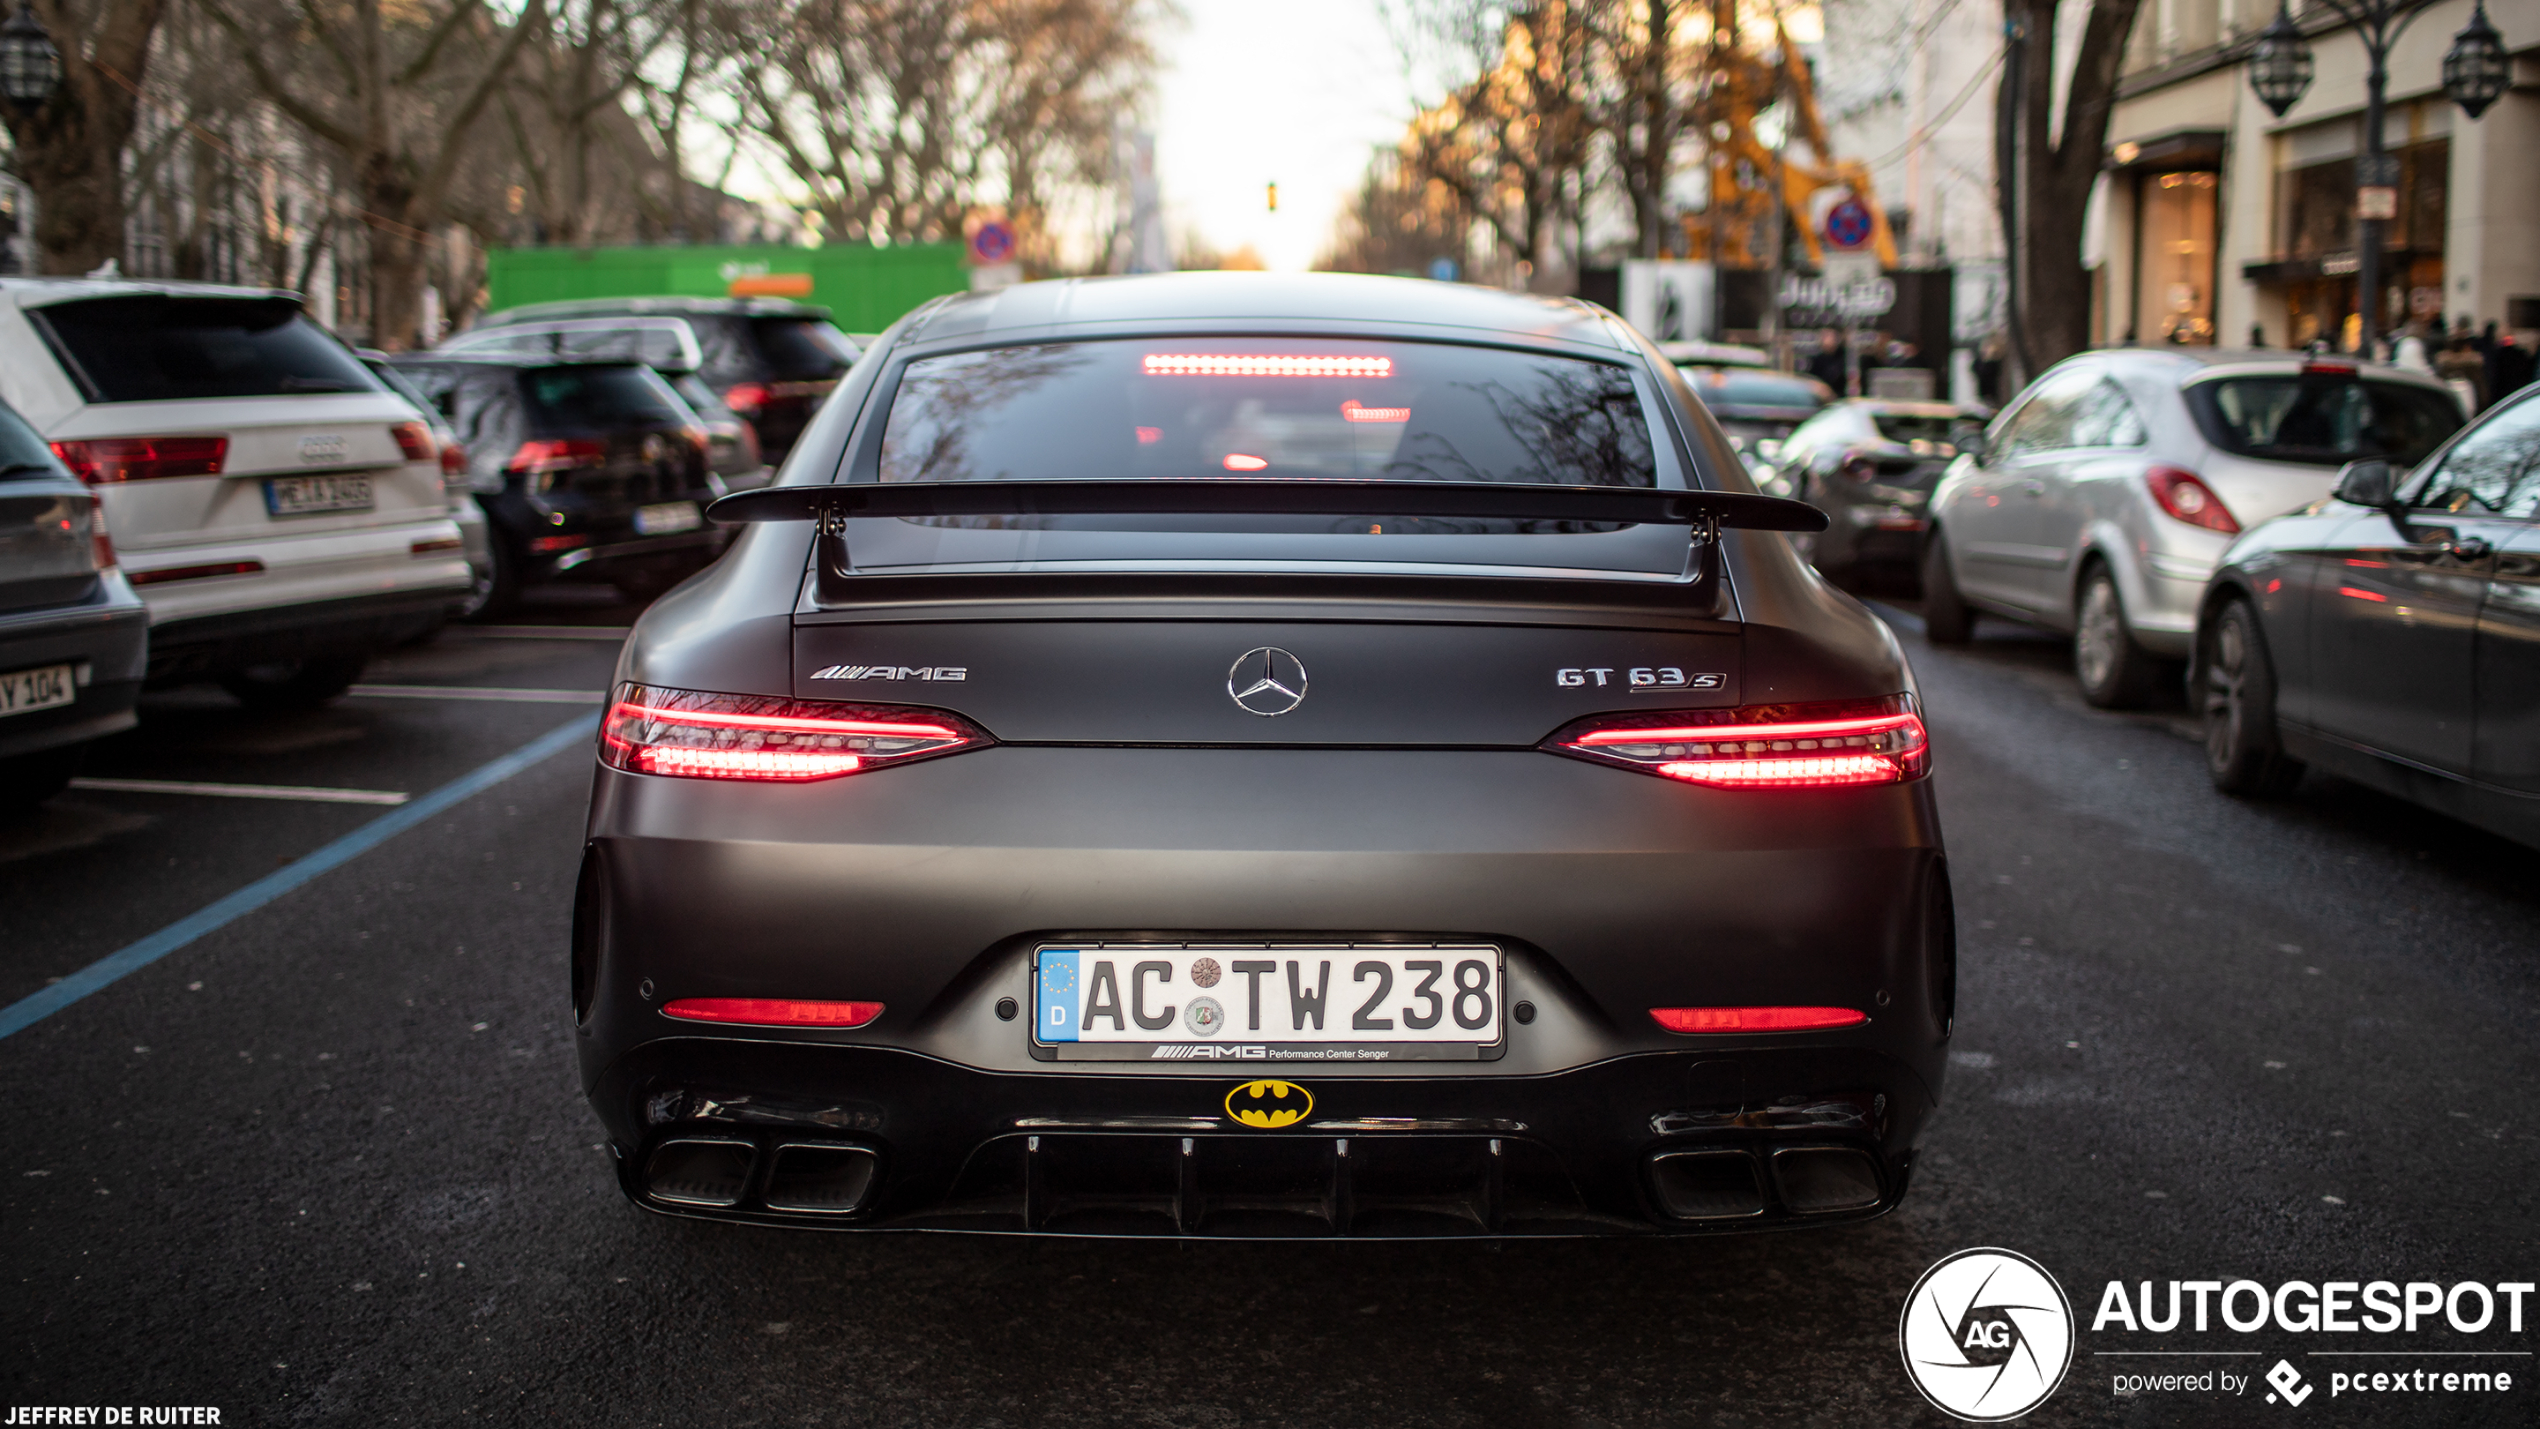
1763 399 1991 586
385 355 716 616
0 395 147 812
1921 349 2464 706
433 317 769 492
1666 360 1833 473
2194 383 2540 848
0 279 470 709
461 298 859 459
359 350 495 620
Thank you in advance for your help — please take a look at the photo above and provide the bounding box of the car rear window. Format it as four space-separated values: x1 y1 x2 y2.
1871 412 1981 448
751 318 858 380
1676 367 1827 418
522 364 690 429
34 296 382 403
882 340 1655 490
2186 374 2462 468
0 399 64 476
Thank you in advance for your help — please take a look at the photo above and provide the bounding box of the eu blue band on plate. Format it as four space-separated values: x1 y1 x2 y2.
1039 949 1081 1042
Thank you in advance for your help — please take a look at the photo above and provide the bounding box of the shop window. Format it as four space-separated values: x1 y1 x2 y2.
2138 171 2218 344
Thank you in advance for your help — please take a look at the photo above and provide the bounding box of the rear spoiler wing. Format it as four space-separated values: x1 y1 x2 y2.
707 479 1827 600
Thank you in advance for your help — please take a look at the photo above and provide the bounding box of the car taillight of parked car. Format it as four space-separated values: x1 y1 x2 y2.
508 439 607 476
2145 466 2239 534
440 441 467 484
391 421 434 462
50 437 228 484
87 493 115 573
600 684 994 782
1542 695 1929 788
722 382 771 415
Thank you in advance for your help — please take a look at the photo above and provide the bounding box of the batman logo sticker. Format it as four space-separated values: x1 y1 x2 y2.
1226 1079 1312 1128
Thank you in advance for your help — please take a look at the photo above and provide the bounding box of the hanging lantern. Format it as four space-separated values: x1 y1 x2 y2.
2443 2 2512 121
2248 4 2316 119
0 4 59 115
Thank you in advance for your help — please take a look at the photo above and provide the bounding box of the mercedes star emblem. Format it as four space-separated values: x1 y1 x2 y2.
1227 646 1308 716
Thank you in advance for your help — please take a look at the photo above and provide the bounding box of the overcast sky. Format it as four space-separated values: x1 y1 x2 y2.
1149 1 1416 271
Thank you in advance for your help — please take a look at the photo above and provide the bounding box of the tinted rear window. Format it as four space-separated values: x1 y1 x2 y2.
0 399 64 476
2186 375 2461 467
751 318 858 380
882 340 1655 490
522 364 690 428
1676 367 1827 417
35 296 381 403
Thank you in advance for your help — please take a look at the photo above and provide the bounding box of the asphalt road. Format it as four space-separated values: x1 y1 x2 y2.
3 592 2535 1427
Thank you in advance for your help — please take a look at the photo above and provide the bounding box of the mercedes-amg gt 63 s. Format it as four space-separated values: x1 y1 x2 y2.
575 273 1955 1237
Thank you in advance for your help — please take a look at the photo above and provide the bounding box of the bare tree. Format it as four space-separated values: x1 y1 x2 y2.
1 0 174 273
1317 148 1474 277
1998 0 2146 374
1397 1 1594 283
1584 0 1691 260
502 0 671 245
196 0 547 347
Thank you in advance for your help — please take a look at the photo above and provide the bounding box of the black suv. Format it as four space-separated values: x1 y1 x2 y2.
386 356 716 615
460 298 860 458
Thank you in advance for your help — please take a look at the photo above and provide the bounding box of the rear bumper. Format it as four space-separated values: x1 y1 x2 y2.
0 584 148 760
576 745 1954 1234
146 589 451 679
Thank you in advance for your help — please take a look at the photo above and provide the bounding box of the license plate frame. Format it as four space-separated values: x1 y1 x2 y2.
1029 943 1507 1063
265 473 375 517
0 661 78 718
634 500 702 535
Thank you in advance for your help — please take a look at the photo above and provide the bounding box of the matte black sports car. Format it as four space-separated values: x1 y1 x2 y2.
2196 381 2540 848
576 273 1955 1237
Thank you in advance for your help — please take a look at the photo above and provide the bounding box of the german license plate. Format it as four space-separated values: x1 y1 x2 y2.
266 473 374 516
1033 943 1505 1062
634 501 701 535
0 662 76 718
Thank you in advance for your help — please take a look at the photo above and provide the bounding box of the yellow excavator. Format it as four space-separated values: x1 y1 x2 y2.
1685 7 1898 269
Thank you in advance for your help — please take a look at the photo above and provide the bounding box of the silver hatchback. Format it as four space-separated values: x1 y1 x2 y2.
1921 349 2462 705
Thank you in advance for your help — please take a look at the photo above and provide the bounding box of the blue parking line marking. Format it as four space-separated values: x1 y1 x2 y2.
0 713 597 1043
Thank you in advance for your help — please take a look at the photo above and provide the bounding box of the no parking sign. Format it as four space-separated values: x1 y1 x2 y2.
969 220 1017 266
1824 197 1875 251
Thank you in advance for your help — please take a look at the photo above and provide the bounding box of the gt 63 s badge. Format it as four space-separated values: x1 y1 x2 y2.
1226 1079 1312 1128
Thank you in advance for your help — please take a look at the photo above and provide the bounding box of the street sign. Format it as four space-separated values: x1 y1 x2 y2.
1825 197 1876 251
969 220 1016 266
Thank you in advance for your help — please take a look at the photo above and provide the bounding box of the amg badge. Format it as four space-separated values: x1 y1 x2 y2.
808 665 968 681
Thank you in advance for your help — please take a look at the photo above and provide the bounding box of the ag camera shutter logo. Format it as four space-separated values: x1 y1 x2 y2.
1901 1248 2075 1421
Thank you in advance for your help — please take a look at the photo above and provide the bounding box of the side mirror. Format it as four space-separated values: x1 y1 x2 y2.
1956 430 1987 462
2333 458 2397 509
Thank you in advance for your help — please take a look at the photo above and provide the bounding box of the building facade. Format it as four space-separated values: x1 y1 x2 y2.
2095 0 2540 354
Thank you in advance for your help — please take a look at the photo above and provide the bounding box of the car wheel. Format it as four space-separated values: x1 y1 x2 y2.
1920 527 1975 645
2073 564 2162 709
217 655 368 712
2201 597 2305 796
0 744 84 817
457 538 518 623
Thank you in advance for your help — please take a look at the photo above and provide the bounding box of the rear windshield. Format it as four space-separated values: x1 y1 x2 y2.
36 296 383 403
522 364 690 429
1676 366 1827 418
853 339 1688 574
2185 375 2462 468
0 399 63 477
752 318 858 380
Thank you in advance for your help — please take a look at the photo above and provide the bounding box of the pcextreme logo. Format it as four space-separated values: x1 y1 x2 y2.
1900 1248 2077 1421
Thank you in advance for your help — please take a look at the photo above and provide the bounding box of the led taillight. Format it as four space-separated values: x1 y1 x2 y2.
51 436 227 484
440 441 467 479
662 998 884 1028
1543 695 1929 788
1650 1006 1867 1033
509 439 607 475
601 683 990 783
1144 354 1392 378
391 421 434 461
87 493 115 573
723 381 771 414
2145 466 2238 534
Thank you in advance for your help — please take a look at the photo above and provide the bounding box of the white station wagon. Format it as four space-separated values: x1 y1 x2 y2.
0 280 469 707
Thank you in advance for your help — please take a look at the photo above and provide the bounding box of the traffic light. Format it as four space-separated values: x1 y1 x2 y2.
1267 182 1278 213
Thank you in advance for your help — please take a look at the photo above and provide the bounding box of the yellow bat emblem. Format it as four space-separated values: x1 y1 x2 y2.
1226 1078 1313 1128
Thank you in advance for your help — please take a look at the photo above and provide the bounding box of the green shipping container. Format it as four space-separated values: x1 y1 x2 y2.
483 244 970 331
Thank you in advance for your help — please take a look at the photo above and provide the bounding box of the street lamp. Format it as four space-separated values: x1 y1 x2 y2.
0 4 59 116
2245 0 2522 356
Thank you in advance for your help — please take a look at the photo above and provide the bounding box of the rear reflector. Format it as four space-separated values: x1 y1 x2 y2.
51 436 227 484
2144 466 2239 534
1650 1006 1868 1033
601 682 989 782
129 559 265 586
411 537 463 556
662 998 885 1028
1544 695 1928 787
391 422 434 462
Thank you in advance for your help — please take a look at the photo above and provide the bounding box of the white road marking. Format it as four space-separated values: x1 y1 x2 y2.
68 778 411 806
348 685 604 704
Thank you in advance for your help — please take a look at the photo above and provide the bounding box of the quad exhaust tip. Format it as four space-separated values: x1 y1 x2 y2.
1644 1145 1882 1220
641 1137 879 1215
